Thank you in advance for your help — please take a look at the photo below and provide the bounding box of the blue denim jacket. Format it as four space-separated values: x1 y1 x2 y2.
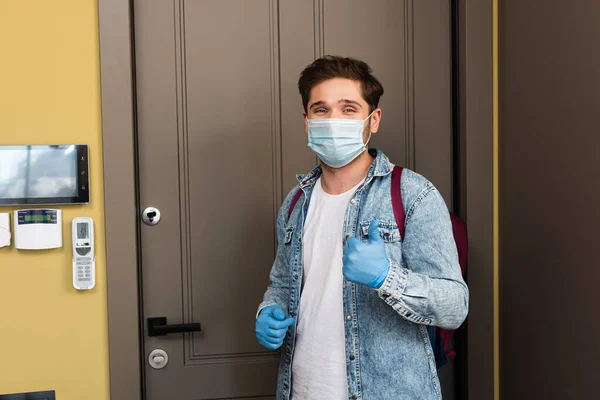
258 149 469 400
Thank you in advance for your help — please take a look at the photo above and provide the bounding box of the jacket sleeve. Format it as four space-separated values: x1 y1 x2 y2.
377 184 469 329
256 204 292 318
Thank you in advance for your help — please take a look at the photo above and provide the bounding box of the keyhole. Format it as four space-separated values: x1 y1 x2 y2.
142 207 161 226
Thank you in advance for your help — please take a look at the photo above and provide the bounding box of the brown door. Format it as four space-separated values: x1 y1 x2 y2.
134 1 454 399
499 1 600 399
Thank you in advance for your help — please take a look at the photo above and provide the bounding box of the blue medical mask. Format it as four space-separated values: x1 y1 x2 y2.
307 111 374 168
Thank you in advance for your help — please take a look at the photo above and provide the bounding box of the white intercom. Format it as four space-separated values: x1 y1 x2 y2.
72 217 95 290
14 209 62 250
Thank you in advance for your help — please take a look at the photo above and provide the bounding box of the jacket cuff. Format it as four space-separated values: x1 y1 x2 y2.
256 302 275 319
377 260 433 325
376 259 408 296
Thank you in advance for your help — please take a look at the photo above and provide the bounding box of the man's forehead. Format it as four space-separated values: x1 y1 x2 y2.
308 79 366 106
310 78 361 94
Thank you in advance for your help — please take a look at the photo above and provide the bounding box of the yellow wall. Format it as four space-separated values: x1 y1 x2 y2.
0 1 109 399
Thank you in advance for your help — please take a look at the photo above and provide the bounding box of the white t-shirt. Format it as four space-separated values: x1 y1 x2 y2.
291 177 362 400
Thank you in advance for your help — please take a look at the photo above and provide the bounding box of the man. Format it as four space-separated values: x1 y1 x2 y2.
255 56 468 400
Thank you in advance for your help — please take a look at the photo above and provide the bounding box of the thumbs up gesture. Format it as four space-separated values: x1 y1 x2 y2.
342 219 391 289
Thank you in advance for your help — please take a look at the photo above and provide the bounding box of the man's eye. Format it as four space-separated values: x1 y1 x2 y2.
344 108 356 113
315 109 327 113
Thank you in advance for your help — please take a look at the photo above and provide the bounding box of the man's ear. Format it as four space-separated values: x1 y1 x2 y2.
369 108 383 133
303 112 308 134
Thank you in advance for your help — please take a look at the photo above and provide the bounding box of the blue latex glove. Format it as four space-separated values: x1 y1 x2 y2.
342 219 391 288
255 304 295 350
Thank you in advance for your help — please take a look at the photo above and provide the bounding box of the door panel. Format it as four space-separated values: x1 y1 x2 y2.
136 1 285 398
183 0 281 358
278 2 320 194
500 1 600 398
413 1 453 204
135 1 453 398
322 0 408 169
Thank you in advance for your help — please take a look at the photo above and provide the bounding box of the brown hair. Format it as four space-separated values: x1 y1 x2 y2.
298 55 384 113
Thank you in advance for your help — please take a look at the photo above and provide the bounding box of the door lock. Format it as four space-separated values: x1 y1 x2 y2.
148 349 169 369
142 207 161 226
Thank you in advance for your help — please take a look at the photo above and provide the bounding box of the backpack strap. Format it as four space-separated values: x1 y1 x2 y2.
391 165 467 369
391 166 406 240
287 189 303 220
449 213 468 274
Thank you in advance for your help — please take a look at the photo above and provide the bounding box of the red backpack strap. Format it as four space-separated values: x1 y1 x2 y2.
391 166 406 240
287 189 303 220
449 213 468 274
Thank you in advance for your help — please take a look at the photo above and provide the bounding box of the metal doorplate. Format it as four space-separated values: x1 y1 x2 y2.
148 348 169 369
142 206 161 226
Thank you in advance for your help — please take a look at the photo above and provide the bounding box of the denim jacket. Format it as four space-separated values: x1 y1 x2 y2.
258 149 469 400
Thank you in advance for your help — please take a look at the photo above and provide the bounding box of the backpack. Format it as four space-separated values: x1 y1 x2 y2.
287 166 468 369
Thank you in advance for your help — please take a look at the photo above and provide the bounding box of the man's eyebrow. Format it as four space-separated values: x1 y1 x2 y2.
309 100 326 110
338 99 362 107
309 99 363 109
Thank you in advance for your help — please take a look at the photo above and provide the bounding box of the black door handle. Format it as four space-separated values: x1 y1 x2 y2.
147 317 201 337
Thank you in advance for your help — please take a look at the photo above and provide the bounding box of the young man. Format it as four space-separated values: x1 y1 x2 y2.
255 56 468 400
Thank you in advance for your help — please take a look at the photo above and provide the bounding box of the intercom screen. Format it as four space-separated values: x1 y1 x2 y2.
0 145 89 205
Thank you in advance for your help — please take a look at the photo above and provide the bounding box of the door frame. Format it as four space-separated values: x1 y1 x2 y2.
98 1 496 399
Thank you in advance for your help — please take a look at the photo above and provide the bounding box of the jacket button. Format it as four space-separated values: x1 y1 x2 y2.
346 315 353 321
350 199 356 204
349 354 355 361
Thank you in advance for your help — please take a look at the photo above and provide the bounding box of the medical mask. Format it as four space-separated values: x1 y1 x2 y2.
307 111 374 168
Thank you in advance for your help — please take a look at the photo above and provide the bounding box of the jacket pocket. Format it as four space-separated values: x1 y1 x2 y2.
359 220 401 243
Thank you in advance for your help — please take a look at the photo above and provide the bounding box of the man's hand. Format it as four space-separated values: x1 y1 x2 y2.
343 219 391 288
255 304 295 350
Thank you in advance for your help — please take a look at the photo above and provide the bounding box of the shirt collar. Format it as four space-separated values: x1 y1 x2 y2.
296 148 393 188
